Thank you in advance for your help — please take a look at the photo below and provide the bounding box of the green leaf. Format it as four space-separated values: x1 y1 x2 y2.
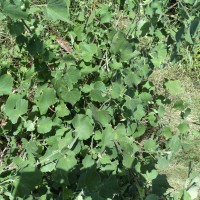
165 80 185 95
139 92 152 104
7 21 25 36
61 88 81 105
178 122 189 134
111 82 121 98
0 74 13 96
190 17 199 36
123 153 134 168
89 89 107 102
81 84 93 93
111 31 132 54
4 94 28 124
55 102 70 117
80 63 98 75
151 43 167 67
40 146 60 171
182 108 191 118
102 125 114 148
99 176 119 198
82 155 95 169
78 167 101 191
182 191 192 200
100 155 111 164
185 29 193 45
134 124 146 138
110 31 133 61
134 105 146 121
110 61 123 70
124 72 142 87
1 0 28 19
148 112 157 126
87 10 96 26
145 170 158 182
13 166 43 197
94 130 102 140
124 72 135 87
41 162 56 173
93 81 106 91
145 6 153 17
125 98 141 111
168 135 181 153
27 35 45 56
78 42 97 62
23 139 42 156
37 117 54 134
186 175 200 199
144 138 157 151
151 1 163 14
135 19 147 37
156 157 169 170
44 0 71 22
145 194 159 200
98 4 112 24
56 155 77 171
161 126 172 139
0 12 6 20
72 114 93 140
183 0 195 4
90 106 111 127
37 87 57 115
152 175 171 197
138 64 150 78
173 99 185 111
127 123 137 136
176 26 185 43
64 66 81 89
24 120 35 132
120 48 134 62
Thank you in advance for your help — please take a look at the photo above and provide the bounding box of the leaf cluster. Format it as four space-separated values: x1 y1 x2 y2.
0 0 199 199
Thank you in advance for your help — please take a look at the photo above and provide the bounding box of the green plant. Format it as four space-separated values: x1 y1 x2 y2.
0 0 199 199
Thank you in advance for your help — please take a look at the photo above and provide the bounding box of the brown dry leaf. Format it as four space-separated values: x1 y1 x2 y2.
56 37 72 53
0 118 7 127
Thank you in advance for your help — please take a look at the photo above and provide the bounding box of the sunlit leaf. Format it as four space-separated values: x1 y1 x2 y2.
4 94 28 124
0 74 13 96
37 87 57 115
165 80 185 95
44 0 71 22
37 117 54 134
72 114 93 140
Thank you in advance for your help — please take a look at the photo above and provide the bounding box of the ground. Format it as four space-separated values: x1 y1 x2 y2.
150 67 200 195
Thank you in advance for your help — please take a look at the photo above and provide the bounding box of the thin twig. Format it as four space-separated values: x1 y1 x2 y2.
114 140 123 154
68 135 79 149
22 19 32 33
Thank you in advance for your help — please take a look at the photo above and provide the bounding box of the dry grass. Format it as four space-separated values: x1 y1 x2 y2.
150 67 200 132
150 66 200 197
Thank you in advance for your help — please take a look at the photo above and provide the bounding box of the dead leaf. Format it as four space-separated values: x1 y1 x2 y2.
56 37 72 53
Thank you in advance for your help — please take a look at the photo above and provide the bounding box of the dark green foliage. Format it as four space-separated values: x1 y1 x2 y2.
0 0 199 199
